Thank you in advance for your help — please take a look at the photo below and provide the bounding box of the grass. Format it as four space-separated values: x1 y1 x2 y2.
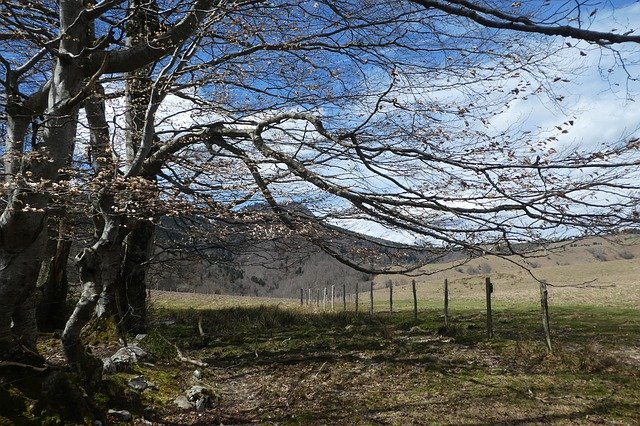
6 236 640 424
126 293 640 424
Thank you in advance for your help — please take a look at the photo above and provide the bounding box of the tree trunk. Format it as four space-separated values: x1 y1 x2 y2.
113 0 160 335
62 85 124 385
36 217 72 332
116 219 155 334
0 0 86 356
62 219 125 387
0 225 47 355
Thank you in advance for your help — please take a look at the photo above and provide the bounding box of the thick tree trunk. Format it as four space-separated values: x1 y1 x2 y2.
114 0 161 334
36 217 72 332
0 0 87 359
62 85 123 384
117 219 155 334
0 221 47 354
62 221 124 386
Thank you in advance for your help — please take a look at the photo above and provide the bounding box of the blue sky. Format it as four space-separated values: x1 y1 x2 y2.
66 1 640 244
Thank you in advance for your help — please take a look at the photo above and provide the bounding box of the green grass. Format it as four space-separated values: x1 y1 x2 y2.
137 299 639 424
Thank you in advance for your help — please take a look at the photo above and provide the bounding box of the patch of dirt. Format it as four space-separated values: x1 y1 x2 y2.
133 328 638 425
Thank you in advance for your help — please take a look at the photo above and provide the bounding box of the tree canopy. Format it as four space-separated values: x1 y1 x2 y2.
1 0 640 420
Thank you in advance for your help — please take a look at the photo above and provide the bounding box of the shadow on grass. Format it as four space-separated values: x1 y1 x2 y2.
144 303 639 424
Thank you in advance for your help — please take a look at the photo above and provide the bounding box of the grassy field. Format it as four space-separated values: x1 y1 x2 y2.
12 235 637 425
116 279 639 425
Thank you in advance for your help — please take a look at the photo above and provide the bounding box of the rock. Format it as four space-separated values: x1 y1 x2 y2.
174 395 194 409
192 369 203 381
409 326 424 334
110 345 149 371
127 375 156 391
186 385 212 411
194 396 210 412
102 357 116 375
108 409 132 422
186 385 208 400
134 334 148 342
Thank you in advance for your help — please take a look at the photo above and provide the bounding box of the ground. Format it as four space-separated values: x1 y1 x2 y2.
5 234 640 424
83 292 639 425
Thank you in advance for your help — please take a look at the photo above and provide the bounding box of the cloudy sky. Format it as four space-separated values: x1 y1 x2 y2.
74 1 640 244
341 1 640 243
488 1 640 153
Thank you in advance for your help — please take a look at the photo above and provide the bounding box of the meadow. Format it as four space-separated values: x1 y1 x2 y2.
128 236 640 425
20 236 638 425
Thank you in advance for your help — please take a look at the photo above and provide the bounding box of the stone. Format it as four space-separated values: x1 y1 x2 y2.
174 395 194 409
108 409 132 421
186 385 212 411
192 369 202 381
186 385 208 401
110 345 149 371
128 375 156 391
194 396 210 412
134 334 148 342
102 357 116 374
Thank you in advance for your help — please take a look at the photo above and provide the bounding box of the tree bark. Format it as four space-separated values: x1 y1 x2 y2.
62 85 124 385
62 219 124 386
116 219 155 334
36 217 72 332
109 0 160 334
0 0 87 356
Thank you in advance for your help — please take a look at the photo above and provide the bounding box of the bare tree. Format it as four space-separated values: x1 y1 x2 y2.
0 0 224 360
1 1 640 420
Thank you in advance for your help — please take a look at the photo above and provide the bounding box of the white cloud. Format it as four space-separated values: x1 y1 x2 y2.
487 2 640 153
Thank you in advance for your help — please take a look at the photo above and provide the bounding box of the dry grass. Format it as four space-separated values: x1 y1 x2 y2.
375 235 640 308
150 290 301 311
13 235 638 425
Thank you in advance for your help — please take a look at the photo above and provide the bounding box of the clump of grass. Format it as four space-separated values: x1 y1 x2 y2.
550 346 620 374
81 316 120 346
142 330 178 361
618 250 635 260
437 324 464 337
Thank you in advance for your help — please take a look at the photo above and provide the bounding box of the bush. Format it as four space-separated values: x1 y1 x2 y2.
587 248 608 262
619 250 635 260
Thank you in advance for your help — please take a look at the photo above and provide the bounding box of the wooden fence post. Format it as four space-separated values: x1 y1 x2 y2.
485 277 493 339
444 278 449 327
308 288 311 306
331 285 335 311
540 280 552 353
317 288 320 307
343 284 346 311
323 287 327 311
370 281 374 315
355 283 359 313
300 288 304 306
412 279 418 322
389 281 393 313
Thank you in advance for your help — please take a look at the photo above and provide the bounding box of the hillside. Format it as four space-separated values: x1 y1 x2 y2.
150 214 640 306
149 235 373 297
375 234 640 308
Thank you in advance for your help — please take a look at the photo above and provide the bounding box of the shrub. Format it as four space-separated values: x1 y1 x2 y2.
619 250 635 260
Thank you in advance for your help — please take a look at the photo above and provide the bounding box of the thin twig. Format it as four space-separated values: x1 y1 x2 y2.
158 334 208 367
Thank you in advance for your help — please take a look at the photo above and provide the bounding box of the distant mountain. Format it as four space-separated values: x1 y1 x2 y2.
147 209 454 298
149 224 374 298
